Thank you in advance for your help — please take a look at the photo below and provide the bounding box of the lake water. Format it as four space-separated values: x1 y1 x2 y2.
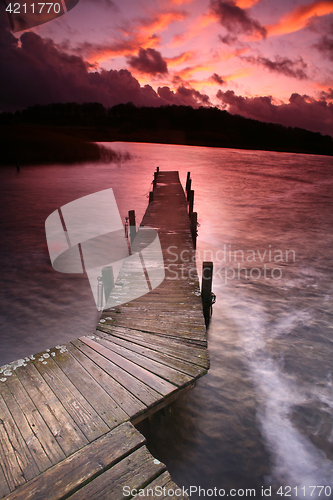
1 143 333 498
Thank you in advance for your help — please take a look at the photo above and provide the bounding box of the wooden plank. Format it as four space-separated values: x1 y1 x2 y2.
0 374 65 467
2 422 144 500
80 337 177 397
0 463 10 500
97 326 209 368
71 339 161 408
67 445 166 500
15 363 88 456
95 336 193 387
96 330 205 378
31 355 109 442
52 348 128 429
0 380 53 474
0 394 39 490
67 342 145 419
108 317 205 341
132 471 189 500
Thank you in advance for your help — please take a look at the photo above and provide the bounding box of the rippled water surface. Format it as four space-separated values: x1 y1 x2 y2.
1 143 333 498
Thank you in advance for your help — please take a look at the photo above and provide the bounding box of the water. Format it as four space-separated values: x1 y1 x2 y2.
1 143 333 498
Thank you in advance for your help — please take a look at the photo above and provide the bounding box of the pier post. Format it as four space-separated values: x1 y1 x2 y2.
190 212 197 249
102 266 114 304
149 191 154 203
202 262 213 325
128 210 136 243
97 277 104 311
186 179 192 200
186 172 191 193
188 190 194 216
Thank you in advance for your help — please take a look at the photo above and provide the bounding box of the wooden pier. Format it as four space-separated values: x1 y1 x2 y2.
0 171 209 499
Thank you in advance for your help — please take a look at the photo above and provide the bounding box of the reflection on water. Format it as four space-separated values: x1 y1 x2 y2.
1 143 333 498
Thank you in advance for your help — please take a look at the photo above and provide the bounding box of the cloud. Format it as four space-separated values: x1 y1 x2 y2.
171 12 217 47
65 9 187 64
244 55 308 80
210 0 266 38
216 90 333 136
158 85 211 107
165 51 196 67
137 10 188 36
235 0 261 7
314 33 333 60
170 0 194 4
266 0 333 37
127 48 168 75
320 87 333 99
210 73 226 85
0 28 168 111
219 33 239 44
75 35 161 62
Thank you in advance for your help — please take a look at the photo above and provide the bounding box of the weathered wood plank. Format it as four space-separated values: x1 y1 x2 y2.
0 394 39 490
2 422 144 500
67 445 166 500
52 348 128 429
15 363 88 456
0 463 10 500
31 355 109 442
94 335 193 387
132 471 189 500
97 326 209 368
71 339 161 408
0 380 53 474
96 330 205 378
80 337 177 397
106 317 206 342
0 374 65 467
67 342 145 419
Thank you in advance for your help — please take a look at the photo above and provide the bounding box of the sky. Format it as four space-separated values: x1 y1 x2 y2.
1 0 333 135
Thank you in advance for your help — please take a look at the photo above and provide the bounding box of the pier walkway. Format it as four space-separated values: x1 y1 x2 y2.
0 171 209 499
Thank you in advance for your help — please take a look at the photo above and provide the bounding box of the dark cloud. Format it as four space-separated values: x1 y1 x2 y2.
219 33 238 45
211 0 266 38
320 88 333 100
216 90 333 136
0 27 167 111
244 55 308 80
210 73 226 85
127 48 168 75
314 35 333 61
158 86 211 107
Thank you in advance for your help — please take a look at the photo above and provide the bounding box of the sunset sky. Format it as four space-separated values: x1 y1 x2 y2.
1 0 333 135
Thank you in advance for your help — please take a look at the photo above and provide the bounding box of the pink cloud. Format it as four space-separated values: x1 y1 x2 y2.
216 90 333 136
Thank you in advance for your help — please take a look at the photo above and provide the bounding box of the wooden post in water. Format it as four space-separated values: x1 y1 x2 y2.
156 166 159 173
186 179 192 200
188 189 194 216
128 210 136 243
102 266 114 304
153 171 157 190
190 212 197 249
186 172 191 193
202 262 213 325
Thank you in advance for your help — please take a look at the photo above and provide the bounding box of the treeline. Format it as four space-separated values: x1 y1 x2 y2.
1 102 333 156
